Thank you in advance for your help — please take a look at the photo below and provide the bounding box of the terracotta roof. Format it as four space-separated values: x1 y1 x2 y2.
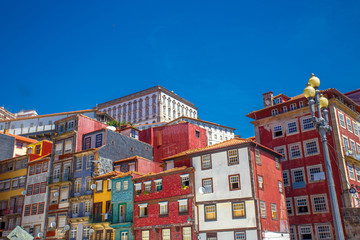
92 170 123 180
134 166 190 180
113 155 152 164
0 132 38 144
166 116 236 130
111 171 145 179
27 154 51 164
162 138 251 161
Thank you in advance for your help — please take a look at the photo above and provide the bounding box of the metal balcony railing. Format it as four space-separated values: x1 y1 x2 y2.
89 213 111 223
47 173 72 184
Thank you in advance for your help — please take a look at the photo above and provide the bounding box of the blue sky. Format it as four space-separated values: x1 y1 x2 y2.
1 0 359 137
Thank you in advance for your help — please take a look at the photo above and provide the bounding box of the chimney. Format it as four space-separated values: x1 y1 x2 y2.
262 91 274 107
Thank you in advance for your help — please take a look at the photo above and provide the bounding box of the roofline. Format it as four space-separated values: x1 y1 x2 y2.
166 116 236 130
134 166 193 181
96 86 197 110
0 132 38 144
0 154 27 163
344 88 360 95
0 109 97 123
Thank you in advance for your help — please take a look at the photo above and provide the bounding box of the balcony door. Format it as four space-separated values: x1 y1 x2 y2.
93 202 102 222
119 204 126 223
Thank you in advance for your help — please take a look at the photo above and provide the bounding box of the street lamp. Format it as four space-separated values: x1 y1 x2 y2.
303 73 345 240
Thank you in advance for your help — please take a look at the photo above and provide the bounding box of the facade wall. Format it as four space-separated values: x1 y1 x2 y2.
0 134 15 160
198 230 258 240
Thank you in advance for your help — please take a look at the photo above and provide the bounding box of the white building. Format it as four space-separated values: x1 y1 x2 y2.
0 109 111 140
96 86 198 125
166 116 236 145
22 141 51 238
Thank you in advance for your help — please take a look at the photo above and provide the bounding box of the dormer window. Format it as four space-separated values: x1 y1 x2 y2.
283 106 288 113
275 98 282 104
290 104 297 111
59 124 65 134
271 109 278 116
67 121 75 130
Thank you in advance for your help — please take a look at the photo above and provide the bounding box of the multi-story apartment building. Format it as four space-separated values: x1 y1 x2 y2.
163 138 289 240
22 140 52 238
133 166 197 240
113 156 162 174
111 171 144 240
247 88 360 239
96 86 198 125
0 133 37 160
46 115 107 240
0 109 112 140
0 107 15 120
166 116 236 145
139 121 207 162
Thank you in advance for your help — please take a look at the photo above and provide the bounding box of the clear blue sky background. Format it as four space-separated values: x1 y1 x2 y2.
1 0 359 138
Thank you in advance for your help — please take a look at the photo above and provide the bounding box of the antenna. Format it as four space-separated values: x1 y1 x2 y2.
198 187 205 194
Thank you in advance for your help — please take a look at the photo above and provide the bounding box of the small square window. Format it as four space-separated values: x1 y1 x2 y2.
232 202 245 218
228 149 239 165
201 155 212 170
295 196 309 215
229 174 241 191
204 204 216 221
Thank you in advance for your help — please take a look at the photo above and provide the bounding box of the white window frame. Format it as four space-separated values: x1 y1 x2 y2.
303 138 320 157
271 109 278 116
295 196 310 215
290 225 297 240
159 201 168 215
353 121 359 136
273 125 283 138
346 117 353 132
307 164 325 183
283 106 288 112
354 165 360 182
311 194 329 214
64 139 73 153
260 201 266 218
287 121 299 135
298 225 313 240
338 112 346 128
290 103 297 111
315 224 332 240
288 142 302 160
301 116 315 132
291 168 306 184
274 145 287 161
348 162 355 180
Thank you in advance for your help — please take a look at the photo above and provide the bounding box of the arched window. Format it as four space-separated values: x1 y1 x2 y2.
152 95 156 105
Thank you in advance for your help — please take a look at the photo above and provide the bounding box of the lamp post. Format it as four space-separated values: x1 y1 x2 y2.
303 73 345 240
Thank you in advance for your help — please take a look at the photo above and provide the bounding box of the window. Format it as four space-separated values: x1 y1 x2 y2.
205 204 216 221
107 179 112 191
201 154 211 169
338 112 345 128
116 182 121 192
295 196 309 214
85 201 91 214
304 139 319 156
182 227 192 240
144 181 152 193
40 182 46 193
290 103 297 110
346 117 353 132
84 137 91 149
162 229 170 240
229 174 241 190
83 226 90 238
343 136 349 151
43 162 48 172
255 149 261 165
33 183 40 194
55 142 63 155
86 178 92 191
289 143 302 159
159 202 168 215
350 139 356 151
74 179 81 193
348 163 355 180
178 199 188 213
274 146 287 161
311 195 328 213
283 106 288 112
232 202 245 218
73 203 79 214
273 125 283 137
38 202 45 214
180 174 190 188
96 180 103 192
228 149 238 165
258 175 263 190
275 158 280 169
154 179 162 192
95 134 103 148
75 157 82 170
316 225 332 239
292 168 305 183
286 198 293 216
307 165 324 182
36 163 42 174
50 189 58 204
287 121 298 134
235 232 246 240
302 117 314 131
31 204 37 215
355 166 360 182
278 181 283 193
24 205 31 216
206 233 217 240
141 230 150 240
88 154 94 168
202 178 213 193
260 201 266 218
123 180 128 191
70 227 77 239
271 203 277 220
195 130 200 138
64 139 73 153
290 226 297 240
299 226 313 240
139 204 148 217
135 183 142 195
299 101 304 108
271 109 278 116
283 170 290 186
30 165 35 175
354 121 359 136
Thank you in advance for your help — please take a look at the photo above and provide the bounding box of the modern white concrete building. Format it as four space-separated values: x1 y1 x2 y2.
96 86 198 125
166 116 236 145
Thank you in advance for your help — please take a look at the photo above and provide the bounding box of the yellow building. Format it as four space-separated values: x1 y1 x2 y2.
90 171 120 240
0 155 28 239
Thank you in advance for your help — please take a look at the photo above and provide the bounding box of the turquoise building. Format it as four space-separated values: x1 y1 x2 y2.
111 172 143 240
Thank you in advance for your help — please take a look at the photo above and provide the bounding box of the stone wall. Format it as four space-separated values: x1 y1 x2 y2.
343 207 360 240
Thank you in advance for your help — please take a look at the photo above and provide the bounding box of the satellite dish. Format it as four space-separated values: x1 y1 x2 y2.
50 222 56 228
53 192 59 197
198 187 206 194
90 184 97 190
64 225 70 231
22 190 27 195
37 232 44 238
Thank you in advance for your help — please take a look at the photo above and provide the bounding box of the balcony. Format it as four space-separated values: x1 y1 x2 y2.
70 211 91 219
9 207 22 215
345 148 360 161
89 213 111 223
47 174 72 185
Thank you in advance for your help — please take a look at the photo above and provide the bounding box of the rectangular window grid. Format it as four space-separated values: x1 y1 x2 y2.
202 155 211 169
305 140 318 155
233 202 245 218
203 179 212 193
205 205 216 220
288 122 298 134
302 118 314 130
290 144 301 159
317 225 331 239
228 149 238 164
313 196 327 212
229 175 240 190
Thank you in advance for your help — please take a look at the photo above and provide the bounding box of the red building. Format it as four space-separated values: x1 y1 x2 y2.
247 88 360 239
139 121 207 163
133 166 196 240
113 155 162 174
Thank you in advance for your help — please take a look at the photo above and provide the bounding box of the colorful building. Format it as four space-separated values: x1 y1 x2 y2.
22 140 53 238
163 138 289 240
139 121 207 163
133 166 196 240
0 132 37 160
247 88 360 239
111 171 144 240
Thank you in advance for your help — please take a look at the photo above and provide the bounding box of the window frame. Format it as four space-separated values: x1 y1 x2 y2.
311 194 329 214
282 170 290 187
286 198 294 216
271 203 278 220
229 174 241 191
338 112 346 128
202 178 213 193
288 142 302 160
232 202 246 219
257 175 264 190
204 204 217 221
315 224 332 240
303 138 320 157
307 164 324 183
291 167 306 184
274 145 287 161
295 196 310 215
272 125 283 138
346 117 353 132
301 116 315 132
201 154 212 170
260 201 266 219
287 120 299 135
227 149 239 165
